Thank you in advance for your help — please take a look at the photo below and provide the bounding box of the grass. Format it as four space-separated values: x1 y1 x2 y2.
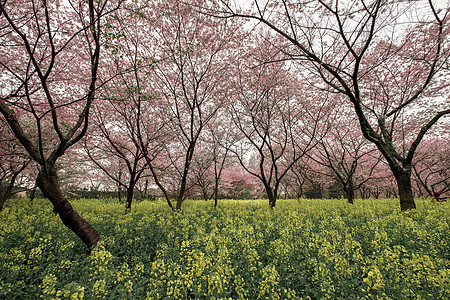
0 197 448 299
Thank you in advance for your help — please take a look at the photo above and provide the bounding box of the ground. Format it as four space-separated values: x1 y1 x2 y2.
0 198 449 299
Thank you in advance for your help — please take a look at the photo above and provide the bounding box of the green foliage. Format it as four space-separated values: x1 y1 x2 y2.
0 198 449 299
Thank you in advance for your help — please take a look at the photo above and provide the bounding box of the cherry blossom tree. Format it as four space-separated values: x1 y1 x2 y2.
205 117 237 207
0 119 32 210
281 158 312 199
77 0 175 207
219 165 261 199
229 37 329 208
188 116 237 207
308 107 381 203
131 0 242 210
412 138 449 197
286 155 335 199
0 0 123 248
84 102 148 212
208 0 450 210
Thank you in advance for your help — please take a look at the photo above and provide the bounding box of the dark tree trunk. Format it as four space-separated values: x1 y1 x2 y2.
0 176 19 211
143 179 149 200
213 183 219 210
347 189 354 204
175 165 190 210
0 189 11 211
395 172 416 211
175 196 183 210
266 187 277 209
36 168 100 250
125 186 134 213
118 185 122 202
29 184 37 202
117 169 122 202
344 183 355 204
371 187 380 199
202 187 209 201
0 161 29 211
269 198 276 209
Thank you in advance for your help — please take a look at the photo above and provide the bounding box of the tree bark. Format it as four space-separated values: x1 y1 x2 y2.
175 196 183 210
0 189 11 211
344 182 355 204
213 181 219 210
117 169 123 202
29 184 37 202
143 179 149 200
395 172 416 211
36 168 100 249
347 189 354 204
266 187 277 209
125 186 134 213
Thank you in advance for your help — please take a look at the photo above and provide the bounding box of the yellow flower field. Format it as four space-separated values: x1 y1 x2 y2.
0 198 448 299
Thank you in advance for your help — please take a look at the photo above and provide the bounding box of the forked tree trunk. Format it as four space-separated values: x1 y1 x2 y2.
202 188 209 201
395 172 416 211
36 168 100 249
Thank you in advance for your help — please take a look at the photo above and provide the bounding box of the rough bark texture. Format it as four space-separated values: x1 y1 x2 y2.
29 185 37 202
36 169 100 249
267 187 277 209
347 189 354 204
0 190 11 211
214 183 219 209
125 187 133 213
176 197 183 210
344 183 355 204
396 172 416 211
118 185 122 202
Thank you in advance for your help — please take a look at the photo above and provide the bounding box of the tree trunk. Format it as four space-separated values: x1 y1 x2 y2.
0 165 25 211
0 176 18 211
0 190 11 212
267 187 277 209
29 184 37 202
118 185 122 202
395 172 416 211
347 189 354 204
175 196 183 210
269 199 276 209
202 187 209 201
125 187 134 213
143 179 149 200
345 183 355 204
36 168 100 250
118 169 122 202
214 185 218 210
372 187 380 199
